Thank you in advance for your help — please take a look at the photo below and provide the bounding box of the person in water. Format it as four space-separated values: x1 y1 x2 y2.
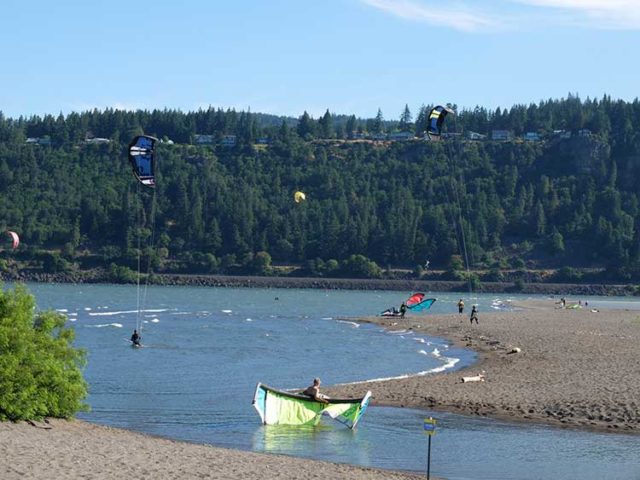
303 378 329 403
458 298 465 314
131 329 141 346
400 302 407 318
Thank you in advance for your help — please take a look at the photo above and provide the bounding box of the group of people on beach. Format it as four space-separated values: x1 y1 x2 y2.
458 298 478 324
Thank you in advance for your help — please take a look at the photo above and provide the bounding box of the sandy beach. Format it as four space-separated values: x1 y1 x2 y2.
0 418 426 480
1 298 638 479
328 299 640 433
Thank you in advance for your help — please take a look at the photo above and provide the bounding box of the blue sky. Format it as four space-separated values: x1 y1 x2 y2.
1 0 638 120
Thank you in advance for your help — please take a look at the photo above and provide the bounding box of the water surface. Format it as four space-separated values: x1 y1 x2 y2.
24 284 640 479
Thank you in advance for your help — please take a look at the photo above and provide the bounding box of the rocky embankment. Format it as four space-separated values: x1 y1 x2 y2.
0 269 637 296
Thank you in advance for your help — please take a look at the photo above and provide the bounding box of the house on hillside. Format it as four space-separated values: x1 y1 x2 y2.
552 130 572 139
523 132 541 142
220 135 236 147
442 132 462 140
465 131 486 141
194 134 215 145
491 130 513 141
83 137 111 145
25 137 52 146
388 132 414 141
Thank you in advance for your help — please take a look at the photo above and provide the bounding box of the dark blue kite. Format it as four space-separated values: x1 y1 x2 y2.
427 106 454 140
128 135 157 187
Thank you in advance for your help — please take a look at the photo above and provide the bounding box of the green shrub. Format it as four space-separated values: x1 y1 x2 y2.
108 263 138 283
41 252 71 273
554 266 583 282
0 284 88 420
468 273 482 291
339 254 382 278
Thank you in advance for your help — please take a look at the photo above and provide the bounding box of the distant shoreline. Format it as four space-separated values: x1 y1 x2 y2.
1 270 637 296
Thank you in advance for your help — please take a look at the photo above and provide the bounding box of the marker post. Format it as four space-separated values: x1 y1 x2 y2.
423 417 437 479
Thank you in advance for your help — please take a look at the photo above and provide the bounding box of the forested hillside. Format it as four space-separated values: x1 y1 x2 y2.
1 94 640 282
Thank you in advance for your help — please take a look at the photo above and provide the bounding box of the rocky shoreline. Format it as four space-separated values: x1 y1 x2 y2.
1 269 637 296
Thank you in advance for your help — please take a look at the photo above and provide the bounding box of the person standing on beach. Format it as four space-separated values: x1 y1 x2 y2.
303 378 329 403
400 302 407 318
458 299 465 314
470 305 478 324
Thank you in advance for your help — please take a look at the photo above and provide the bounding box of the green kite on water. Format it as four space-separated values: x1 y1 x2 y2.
252 383 371 429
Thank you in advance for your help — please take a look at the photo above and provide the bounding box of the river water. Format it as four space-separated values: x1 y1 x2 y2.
23 283 640 479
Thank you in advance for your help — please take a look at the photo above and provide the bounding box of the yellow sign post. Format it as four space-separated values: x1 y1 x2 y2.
423 417 437 479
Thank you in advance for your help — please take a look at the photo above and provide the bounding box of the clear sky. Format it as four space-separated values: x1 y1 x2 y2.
1 0 638 120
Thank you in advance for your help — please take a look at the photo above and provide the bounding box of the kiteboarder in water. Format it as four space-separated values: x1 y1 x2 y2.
131 329 141 347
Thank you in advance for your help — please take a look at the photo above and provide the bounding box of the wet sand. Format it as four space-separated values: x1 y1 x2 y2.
328 299 640 433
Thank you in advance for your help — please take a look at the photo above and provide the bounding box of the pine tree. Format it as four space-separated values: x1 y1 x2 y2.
297 111 315 139
372 108 384 134
318 109 334 138
399 104 412 131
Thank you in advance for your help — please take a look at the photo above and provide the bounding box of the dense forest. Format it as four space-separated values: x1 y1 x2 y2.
1 94 640 283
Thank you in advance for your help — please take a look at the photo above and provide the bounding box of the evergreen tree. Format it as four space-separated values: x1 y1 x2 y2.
318 109 334 138
372 108 384 134
399 104 412 131
297 111 315 139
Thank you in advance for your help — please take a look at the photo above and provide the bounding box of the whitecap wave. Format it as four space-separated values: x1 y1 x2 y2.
337 320 359 328
425 356 459 374
86 323 123 328
89 309 169 317
222 309 232 313
337 355 460 385
388 329 409 335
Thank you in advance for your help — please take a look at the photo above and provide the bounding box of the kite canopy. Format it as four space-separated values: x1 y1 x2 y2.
128 135 157 187
253 383 371 429
6 231 19 249
405 293 436 311
427 105 454 140
294 191 306 203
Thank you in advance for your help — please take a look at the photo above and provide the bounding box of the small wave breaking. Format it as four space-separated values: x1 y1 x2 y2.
89 309 169 317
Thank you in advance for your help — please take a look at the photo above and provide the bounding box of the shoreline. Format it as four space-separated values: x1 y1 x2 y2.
325 299 640 435
2 270 638 296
